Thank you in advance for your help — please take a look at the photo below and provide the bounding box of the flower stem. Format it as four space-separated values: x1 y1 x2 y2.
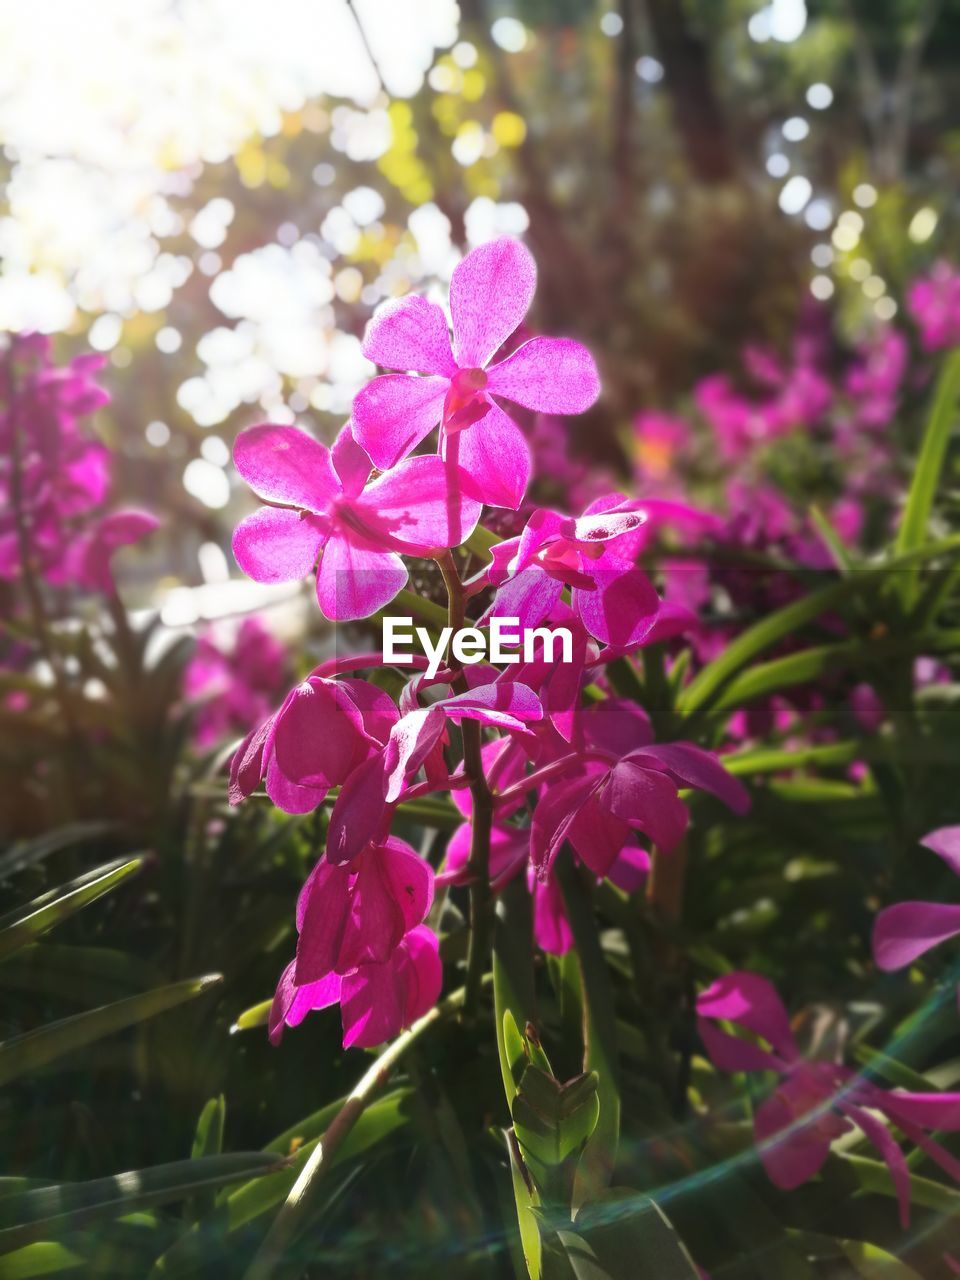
435 549 494 1017
243 980 484 1280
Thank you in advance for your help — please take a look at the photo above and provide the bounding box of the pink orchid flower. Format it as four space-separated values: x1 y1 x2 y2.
184 617 288 750
873 828 960 987
907 263 960 352
232 423 481 621
70 509 160 593
698 971 960 1226
229 674 398 814
351 237 600 510
326 681 544 864
483 499 660 648
295 836 433 982
270 924 442 1050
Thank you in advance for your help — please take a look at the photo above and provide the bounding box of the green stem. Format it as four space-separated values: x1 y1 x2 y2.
435 550 494 1018
242 981 481 1280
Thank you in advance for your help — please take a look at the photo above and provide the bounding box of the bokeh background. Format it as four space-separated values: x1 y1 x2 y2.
3 0 957 621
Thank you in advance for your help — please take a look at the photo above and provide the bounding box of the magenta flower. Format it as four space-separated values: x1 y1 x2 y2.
270 924 442 1050
352 237 600 510
698 971 960 1226
70 509 160 594
327 681 543 864
184 617 288 750
295 836 433 981
229 674 398 814
873 827 960 980
907 263 960 351
232 423 481 620
483 499 660 648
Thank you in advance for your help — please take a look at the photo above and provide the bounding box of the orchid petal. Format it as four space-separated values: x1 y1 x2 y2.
356 454 482 551
443 400 532 510
697 972 799 1062
872 901 960 971
630 742 751 815
602 761 689 852
351 374 447 470
233 424 339 511
754 1088 834 1190
327 753 390 864
232 507 325 584
316 535 407 621
362 295 457 377
487 336 600 414
450 237 536 368
331 425 371 497
920 826 960 876
574 568 660 648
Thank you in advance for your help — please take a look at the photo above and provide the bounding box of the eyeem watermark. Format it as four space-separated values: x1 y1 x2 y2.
383 616 572 678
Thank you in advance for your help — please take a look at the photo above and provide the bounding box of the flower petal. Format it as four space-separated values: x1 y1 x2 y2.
629 742 751 815
383 707 446 803
340 925 442 1048
233 423 339 511
331 424 371 497
327 753 391 864
754 1088 833 1190
356 454 482 551
483 566 563 633
531 873 573 956
574 569 660 648
272 678 373 789
450 237 536 368
316 535 407 621
487 336 600 414
845 1104 912 1229
232 507 325 584
602 761 688 852
696 971 798 1063
362 295 457 377
872 901 960 971
920 826 960 876
351 374 447 470
443 400 532 510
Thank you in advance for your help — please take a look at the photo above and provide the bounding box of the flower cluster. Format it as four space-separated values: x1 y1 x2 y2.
183 616 288 750
697 971 960 1226
908 262 960 352
230 238 749 1048
0 333 158 593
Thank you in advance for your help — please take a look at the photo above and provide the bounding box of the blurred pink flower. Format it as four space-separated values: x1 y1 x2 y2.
908 262 960 351
873 827 960 978
184 617 287 750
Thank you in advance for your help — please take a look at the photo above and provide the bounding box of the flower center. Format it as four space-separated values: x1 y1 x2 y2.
443 367 490 434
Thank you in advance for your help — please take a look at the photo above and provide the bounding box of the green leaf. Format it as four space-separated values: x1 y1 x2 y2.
555 1192 699 1280
186 1096 226 1222
505 1129 543 1280
512 1068 600 1169
0 944 161 1003
0 973 222 1086
0 1242 85 1277
0 858 144 964
840 1152 960 1214
895 350 960 564
0 821 117 879
789 1230 923 1279
494 880 538 1107
555 858 621 1202
0 1154 285 1255
465 523 501 558
676 579 855 723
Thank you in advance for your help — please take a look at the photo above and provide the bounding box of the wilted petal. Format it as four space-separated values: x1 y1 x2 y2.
920 826 960 876
234 424 339 511
356 454 482 551
696 971 798 1063
443 401 532 510
351 374 447 470
574 568 660 648
630 742 751 815
487 336 600 414
450 236 536 369
362 295 457 377
316 535 407 621
872 901 960 971
233 507 325 584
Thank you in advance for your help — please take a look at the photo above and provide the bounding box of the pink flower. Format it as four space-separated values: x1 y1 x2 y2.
352 237 600 510
698 971 960 1226
907 263 960 351
327 681 544 864
232 423 481 620
632 411 691 485
228 674 398 814
270 924 442 1050
873 827 960 978
184 617 288 749
70 509 160 593
483 499 660 649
